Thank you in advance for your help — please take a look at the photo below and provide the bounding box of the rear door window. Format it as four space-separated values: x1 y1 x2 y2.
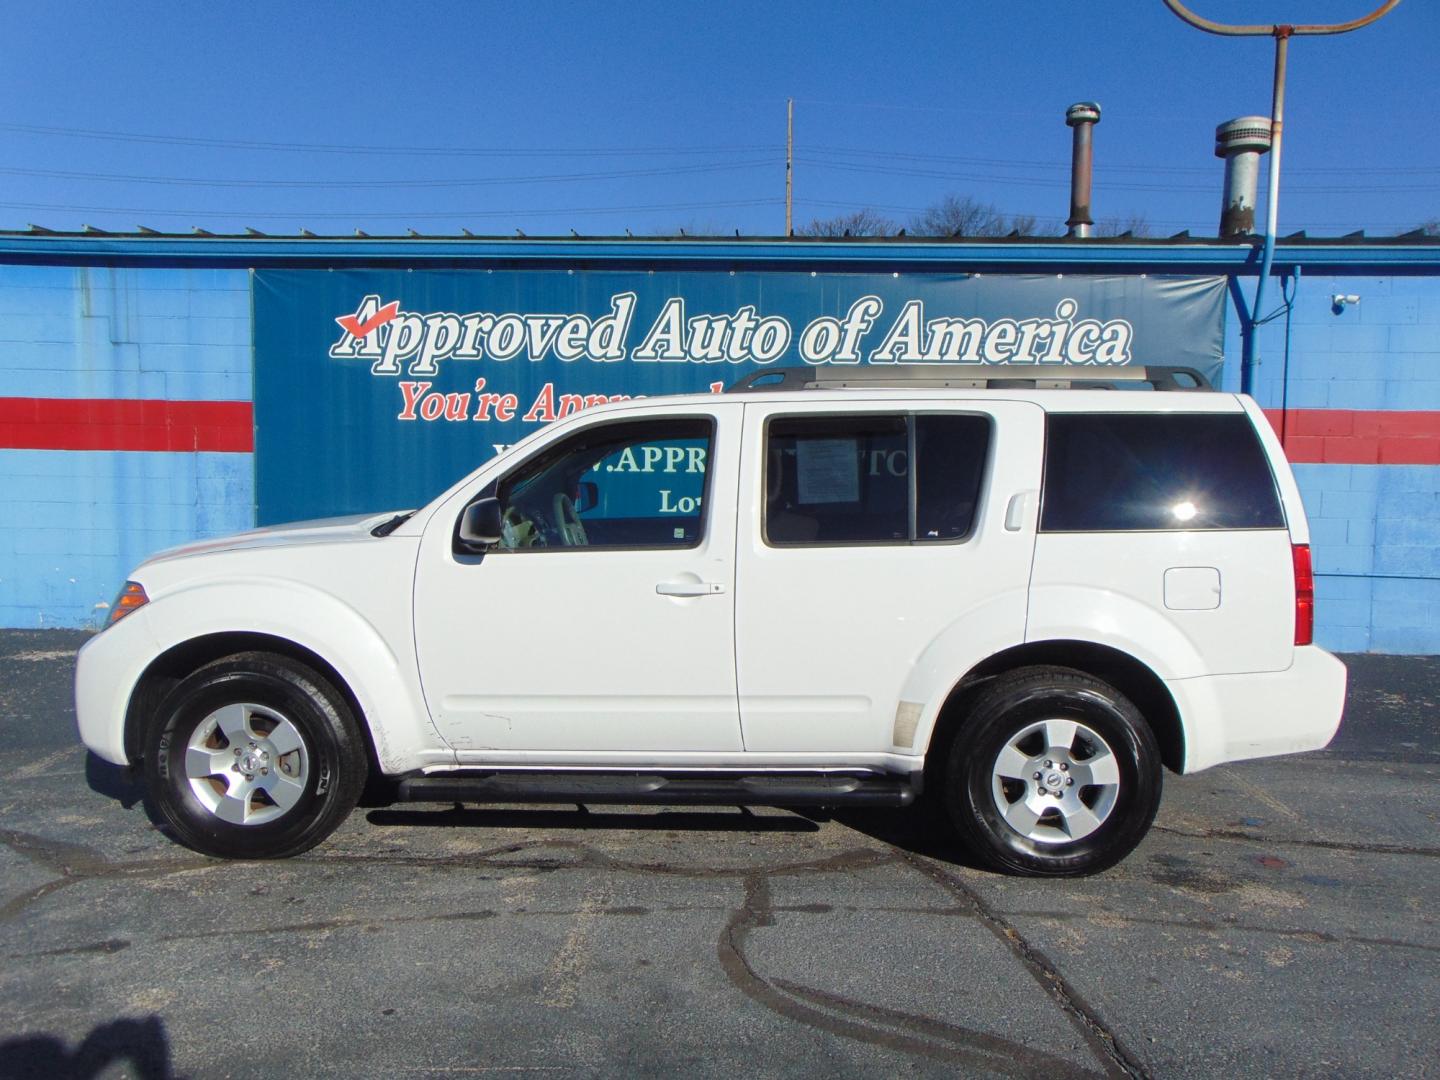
765 413 991 545
1041 413 1284 532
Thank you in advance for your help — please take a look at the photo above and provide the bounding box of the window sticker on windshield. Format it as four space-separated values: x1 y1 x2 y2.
796 439 859 503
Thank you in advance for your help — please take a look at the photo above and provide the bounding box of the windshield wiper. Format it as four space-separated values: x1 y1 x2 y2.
371 511 417 537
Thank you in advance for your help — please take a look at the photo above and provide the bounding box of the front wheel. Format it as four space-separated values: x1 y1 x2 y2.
941 666 1162 876
143 653 368 859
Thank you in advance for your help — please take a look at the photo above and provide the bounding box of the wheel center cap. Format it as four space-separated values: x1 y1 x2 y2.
1045 772 1064 788
240 751 265 775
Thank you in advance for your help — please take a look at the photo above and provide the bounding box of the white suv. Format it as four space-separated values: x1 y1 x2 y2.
76 366 1346 875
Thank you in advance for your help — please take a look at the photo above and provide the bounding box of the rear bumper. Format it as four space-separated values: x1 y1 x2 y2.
1170 646 1348 774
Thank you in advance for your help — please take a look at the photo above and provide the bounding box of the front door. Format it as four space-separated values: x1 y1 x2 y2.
414 404 743 754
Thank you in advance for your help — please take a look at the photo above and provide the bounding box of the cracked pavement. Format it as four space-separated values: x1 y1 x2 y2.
0 630 1436 1078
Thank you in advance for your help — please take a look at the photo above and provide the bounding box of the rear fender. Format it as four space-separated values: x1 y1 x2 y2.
903 586 1199 770
897 589 1031 756
1025 585 1209 680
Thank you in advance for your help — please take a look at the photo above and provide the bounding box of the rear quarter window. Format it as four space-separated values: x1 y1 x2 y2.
1041 412 1285 532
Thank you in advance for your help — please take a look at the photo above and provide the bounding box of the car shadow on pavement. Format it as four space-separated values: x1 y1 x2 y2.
804 805 988 870
0 1014 177 1080
364 803 822 833
82 752 146 811
363 802 987 870
83 753 188 846
86 750 985 865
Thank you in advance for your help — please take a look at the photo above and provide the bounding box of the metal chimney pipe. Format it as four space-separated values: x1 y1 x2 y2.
1214 116 1273 237
1065 102 1101 238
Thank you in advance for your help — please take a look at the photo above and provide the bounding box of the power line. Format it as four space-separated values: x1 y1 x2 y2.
2 188 1419 231
0 159 777 190
4 119 1429 182
797 158 1440 194
808 145 1169 171
0 120 781 159
0 197 784 221
806 144 1440 177
800 158 1207 191
799 198 1429 233
28 150 1426 198
10 119 1430 177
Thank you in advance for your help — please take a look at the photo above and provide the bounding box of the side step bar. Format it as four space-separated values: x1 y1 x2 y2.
396 771 918 809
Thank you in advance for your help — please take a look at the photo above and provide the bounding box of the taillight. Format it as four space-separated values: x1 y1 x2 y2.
1292 544 1314 646
107 581 149 627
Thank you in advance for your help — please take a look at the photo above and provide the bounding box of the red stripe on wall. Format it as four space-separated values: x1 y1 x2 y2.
1 399 1431 464
1263 409 1440 466
0 397 254 452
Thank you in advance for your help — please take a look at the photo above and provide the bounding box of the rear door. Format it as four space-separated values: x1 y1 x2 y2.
733 398 1045 753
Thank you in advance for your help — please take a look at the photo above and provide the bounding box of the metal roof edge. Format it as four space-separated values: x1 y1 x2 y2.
0 233 1437 272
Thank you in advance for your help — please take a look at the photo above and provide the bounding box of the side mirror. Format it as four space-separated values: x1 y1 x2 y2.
456 497 504 552
575 481 599 514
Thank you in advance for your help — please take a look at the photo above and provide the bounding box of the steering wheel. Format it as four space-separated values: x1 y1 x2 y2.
553 493 589 547
501 505 545 548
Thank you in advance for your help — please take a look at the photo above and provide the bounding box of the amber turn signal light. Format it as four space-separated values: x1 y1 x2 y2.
107 581 149 626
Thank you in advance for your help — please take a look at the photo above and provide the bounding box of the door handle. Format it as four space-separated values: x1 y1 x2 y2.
656 581 726 597
1004 491 1033 532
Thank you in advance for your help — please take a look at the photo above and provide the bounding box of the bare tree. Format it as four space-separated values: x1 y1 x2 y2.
1007 213 1041 237
908 194 1042 238
797 208 898 237
1095 214 1153 238
909 194 1003 237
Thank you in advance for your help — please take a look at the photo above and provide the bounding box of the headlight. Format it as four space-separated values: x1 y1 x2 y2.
106 581 149 627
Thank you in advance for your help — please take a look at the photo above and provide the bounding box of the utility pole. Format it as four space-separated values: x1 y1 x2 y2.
785 98 794 237
1161 0 1403 394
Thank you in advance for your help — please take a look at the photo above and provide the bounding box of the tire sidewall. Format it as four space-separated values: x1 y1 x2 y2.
946 677 1161 876
144 659 359 859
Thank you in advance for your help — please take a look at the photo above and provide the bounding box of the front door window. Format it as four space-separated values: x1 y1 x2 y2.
493 418 712 550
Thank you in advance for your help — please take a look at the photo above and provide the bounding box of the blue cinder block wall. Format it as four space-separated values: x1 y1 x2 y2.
0 243 1436 651
1234 273 1440 653
0 265 254 627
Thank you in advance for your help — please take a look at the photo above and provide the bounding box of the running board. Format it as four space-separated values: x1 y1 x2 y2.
396 771 917 808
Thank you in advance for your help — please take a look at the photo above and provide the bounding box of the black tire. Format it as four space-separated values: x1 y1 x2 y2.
142 652 368 859
939 666 1162 877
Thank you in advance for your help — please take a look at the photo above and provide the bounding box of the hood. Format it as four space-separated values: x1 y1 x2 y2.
139 511 412 567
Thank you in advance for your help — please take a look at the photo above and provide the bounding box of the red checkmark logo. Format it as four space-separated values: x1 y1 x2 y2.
336 301 400 340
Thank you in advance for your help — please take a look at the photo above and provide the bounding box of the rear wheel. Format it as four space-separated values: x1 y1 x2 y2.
940 666 1162 876
143 653 367 859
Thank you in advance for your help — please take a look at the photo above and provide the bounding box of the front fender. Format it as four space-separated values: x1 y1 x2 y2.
83 579 449 773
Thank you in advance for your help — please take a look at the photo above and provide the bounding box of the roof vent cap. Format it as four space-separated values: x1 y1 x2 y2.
1214 116 1272 158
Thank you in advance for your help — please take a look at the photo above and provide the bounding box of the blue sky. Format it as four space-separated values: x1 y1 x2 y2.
1 1 1435 237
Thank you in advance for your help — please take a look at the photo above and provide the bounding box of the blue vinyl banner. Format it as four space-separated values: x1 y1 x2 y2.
252 269 1226 524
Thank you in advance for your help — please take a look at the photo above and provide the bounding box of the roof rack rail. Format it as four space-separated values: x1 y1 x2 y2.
726 364 1212 393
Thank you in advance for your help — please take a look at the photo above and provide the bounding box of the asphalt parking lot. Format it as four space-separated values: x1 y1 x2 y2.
0 630 1436 1079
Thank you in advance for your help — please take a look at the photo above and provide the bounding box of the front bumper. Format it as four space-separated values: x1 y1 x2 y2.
74 608 161 766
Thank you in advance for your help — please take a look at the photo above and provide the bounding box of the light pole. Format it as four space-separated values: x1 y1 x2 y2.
1161 0 1404 394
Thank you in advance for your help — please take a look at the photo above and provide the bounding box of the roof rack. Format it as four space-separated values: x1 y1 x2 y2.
726 365 1212 393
